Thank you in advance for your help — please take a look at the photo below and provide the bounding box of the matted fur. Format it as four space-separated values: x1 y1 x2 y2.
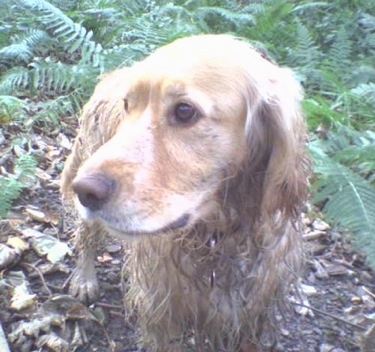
61 34 310 351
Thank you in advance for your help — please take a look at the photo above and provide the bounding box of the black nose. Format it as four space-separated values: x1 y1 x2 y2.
72 173 115 211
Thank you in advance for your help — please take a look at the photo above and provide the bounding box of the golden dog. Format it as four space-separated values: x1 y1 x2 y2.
61 34 310 351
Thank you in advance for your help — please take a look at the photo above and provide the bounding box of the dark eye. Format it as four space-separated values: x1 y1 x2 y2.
123 98 129 112
174 103 197 124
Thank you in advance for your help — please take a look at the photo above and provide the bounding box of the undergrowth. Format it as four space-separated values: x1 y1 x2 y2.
1 0 375 268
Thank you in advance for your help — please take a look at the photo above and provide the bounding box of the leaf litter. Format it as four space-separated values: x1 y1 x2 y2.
1 122 375 351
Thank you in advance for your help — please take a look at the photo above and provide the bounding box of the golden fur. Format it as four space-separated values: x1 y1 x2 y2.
61 34 310 351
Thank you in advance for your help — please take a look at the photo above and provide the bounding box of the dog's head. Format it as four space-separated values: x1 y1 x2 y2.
61 34 308 237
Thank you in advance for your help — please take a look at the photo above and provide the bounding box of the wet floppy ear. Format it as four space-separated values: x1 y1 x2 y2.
60 68 130 198
245 67 310 217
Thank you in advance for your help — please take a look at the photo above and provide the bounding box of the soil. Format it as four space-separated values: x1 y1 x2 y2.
1 121 375 352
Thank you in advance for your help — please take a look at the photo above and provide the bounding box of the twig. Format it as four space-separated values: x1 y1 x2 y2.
362 286 375 299
96 302 123 310
293 302 366 331
20 262 52 296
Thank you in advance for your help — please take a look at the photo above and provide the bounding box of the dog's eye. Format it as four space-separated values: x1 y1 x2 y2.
123 98 129 112
174 103 197 124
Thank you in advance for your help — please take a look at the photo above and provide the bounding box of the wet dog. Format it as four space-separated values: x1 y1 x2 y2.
61 34 310 351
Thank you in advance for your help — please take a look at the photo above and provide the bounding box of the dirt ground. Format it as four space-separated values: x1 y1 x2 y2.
1 121 375 352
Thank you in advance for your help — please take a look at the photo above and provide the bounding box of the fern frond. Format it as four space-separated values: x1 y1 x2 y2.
29 59 78 93
0 96 28 124
310 137 375 268
13 29 51 52
293 2 330 13
317 125 375 178
286 19 323 68
0 43 33 64
322 25 352 78
0 29 51 69
358 11 375 46
303 96 345 129
14 153 37 179
1 57 98 98
31 87 92 125
0 175 23 218
0 67 31 94
351 83 375 107
195 6 255 31
15 0 103 64
0 153 37 218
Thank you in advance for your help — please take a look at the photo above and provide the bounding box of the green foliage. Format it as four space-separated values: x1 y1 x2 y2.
310 127 375 266
0 153 37 218
0 0 375 268
15 0 103 62
0 95 28 124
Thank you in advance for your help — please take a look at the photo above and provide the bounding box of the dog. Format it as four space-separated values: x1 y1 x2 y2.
61 34 310 352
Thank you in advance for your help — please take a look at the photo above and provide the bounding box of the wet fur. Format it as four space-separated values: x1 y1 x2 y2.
61 35 310 351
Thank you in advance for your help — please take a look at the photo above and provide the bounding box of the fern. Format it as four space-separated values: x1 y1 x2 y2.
0 43 33 64
194 6 255 33
0 67 31 94
0 176 24 218
351 83 375 107
0 96 28 124
356 12 375 55
242 1 296 60
324 25 352 76
310 128 375 267
287 19 323 69
0 153 37 218
317 125 375 180
302 96 346 129
15 0 103 65
29 87 91 125
0 29 52 61
28 59 95 94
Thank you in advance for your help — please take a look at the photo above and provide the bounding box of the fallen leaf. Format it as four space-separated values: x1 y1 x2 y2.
10 282 36 311
7 236 28 252
303 230 326 241
46 241 72 263
0 244 21 269
312 218 330 231
57 133 72 150
36 333 69 352
23 229 72 262
34 167 52 181
300 283 318 296
25 207 48 223
97 252 113 263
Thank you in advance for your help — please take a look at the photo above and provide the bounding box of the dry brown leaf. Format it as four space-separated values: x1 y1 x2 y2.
312 218 330 231
10 283 37 311
7 236 28 252
97 252 113 263
57 133 72 150
23 228 72 262
25 207 47 223
0 244 21 269
36 333 69 352
34 167 52 181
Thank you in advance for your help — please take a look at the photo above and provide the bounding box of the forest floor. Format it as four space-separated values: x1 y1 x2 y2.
1 121 375 352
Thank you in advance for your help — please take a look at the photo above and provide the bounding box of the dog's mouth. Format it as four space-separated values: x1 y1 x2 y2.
106 213 191 238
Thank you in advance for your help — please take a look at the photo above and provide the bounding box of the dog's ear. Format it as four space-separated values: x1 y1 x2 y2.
245 67 309 218
60 69 129 198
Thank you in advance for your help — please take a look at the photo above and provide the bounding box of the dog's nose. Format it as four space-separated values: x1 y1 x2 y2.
72 173 115 211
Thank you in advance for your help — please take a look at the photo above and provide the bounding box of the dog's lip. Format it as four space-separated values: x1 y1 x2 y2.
106 213 191 237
